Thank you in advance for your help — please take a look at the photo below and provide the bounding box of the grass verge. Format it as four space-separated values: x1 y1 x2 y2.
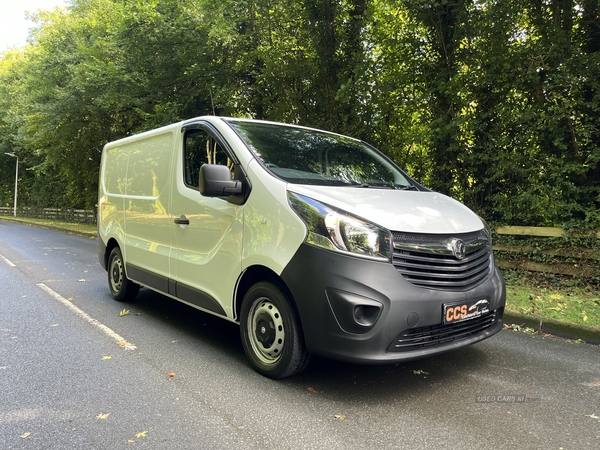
0 216 96 237
504 271 600 330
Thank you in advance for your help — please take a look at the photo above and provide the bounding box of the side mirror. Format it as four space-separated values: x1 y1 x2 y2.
199 164 243 197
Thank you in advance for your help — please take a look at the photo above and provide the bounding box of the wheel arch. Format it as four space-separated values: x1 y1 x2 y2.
103 238 121 272
234 265 295 322
236 267 311 378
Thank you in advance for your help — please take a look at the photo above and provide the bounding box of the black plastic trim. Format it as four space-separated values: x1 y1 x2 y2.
126 263 227 317
388 308 503 351
97 237 107 270
175 282 227 316
168 279 177 296
127 264 169 293
325 288 383 334
280 243 506 364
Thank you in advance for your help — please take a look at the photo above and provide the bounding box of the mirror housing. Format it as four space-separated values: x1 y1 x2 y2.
199 164 243 197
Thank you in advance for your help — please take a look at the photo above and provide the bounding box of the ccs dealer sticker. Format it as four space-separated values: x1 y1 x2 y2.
443 299 490 324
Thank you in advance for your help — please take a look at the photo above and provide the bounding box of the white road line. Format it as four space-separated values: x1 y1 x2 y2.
0 252 16 267
37 283 137 350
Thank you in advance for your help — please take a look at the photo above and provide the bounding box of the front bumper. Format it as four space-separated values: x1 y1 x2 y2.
280 243 505 364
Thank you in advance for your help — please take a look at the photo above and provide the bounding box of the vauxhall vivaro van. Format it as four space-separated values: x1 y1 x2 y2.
98 116 506 379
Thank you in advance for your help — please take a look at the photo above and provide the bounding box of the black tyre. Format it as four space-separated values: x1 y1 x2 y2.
107 247 140 301
240 281 310 379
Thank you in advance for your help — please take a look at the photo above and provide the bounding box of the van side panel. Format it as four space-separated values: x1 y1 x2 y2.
122 131 175 289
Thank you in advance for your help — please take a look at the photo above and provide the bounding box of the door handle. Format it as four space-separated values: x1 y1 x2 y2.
174 215 190 225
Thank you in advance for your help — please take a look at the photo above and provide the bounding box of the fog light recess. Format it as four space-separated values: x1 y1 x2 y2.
326 288 384 334
354 306 365 321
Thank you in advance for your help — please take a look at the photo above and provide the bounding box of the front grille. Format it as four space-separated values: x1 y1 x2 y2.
388 309 500 352
392 231 492 291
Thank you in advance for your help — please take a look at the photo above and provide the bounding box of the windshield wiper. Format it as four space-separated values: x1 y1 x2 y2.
353 184 399 189
350 183 418 190
350 182 399 189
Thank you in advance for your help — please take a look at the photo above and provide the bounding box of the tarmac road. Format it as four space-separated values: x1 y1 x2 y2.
1 221 599 449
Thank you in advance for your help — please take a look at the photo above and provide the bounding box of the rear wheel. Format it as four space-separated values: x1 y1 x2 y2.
240 281 310 379
107 247 139 301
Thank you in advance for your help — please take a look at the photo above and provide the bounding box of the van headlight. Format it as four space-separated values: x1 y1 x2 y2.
288 192 391 261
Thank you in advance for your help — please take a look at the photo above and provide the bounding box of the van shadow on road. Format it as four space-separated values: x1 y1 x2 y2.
126 285 492 405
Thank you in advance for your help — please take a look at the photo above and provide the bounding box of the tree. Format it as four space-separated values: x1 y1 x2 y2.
0 0 597 227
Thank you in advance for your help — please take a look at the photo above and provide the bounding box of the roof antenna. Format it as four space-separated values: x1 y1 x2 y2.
210 88 216 116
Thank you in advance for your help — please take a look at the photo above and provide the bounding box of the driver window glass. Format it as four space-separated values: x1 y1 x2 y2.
184 129 233 189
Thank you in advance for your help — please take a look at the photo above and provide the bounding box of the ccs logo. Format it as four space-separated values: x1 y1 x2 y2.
446 305 467 322
444 299 490 324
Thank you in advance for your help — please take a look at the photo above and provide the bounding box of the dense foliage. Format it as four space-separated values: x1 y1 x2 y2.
0 0 598 227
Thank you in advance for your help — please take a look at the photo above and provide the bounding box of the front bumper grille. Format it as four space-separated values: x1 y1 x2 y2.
392 230 492 291
388 309 501 352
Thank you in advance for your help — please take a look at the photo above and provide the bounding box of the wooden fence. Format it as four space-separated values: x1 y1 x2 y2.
0 207 96 224
493 226 599 278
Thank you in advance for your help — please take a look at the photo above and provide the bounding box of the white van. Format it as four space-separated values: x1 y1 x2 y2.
98 116 506 378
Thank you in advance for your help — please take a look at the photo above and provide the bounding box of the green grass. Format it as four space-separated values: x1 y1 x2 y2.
0 216 96 237
505 282 600 329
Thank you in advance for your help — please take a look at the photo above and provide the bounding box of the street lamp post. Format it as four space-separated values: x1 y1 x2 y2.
4 153 18 217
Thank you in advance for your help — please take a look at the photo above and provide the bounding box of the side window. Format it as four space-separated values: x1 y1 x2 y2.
184 129 233 189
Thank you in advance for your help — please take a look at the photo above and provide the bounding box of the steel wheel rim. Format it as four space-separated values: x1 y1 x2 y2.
110 255 124 293
247 297 285 365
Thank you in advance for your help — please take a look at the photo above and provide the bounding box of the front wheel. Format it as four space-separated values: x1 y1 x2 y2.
240 281 310 379
107 247 140 301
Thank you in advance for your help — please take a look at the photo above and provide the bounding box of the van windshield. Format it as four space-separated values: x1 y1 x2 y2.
226 120 412 188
